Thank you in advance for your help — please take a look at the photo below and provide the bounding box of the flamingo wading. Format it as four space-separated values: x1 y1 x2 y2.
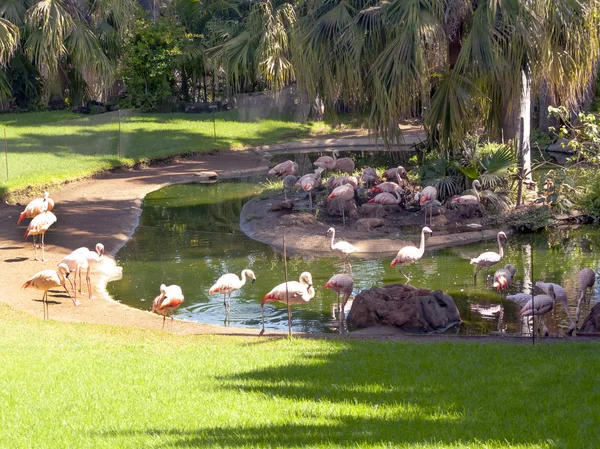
391 226 433 282
209 269 257 312
260 272 315 336
470 231 508 287
324 273 353 330
326 227 357 274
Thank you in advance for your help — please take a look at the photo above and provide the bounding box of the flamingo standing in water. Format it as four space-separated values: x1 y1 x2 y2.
268 160 298 178
492 264 516 299
520 284 555 337
326 227 357 274
260 272 315 336
575 268 596 326
535 281 575 336
209 269 257 312
22 263 77 319
391 226 433 282
152 284 185 332
70 243 104 299
470 231 508 287
17 191 54 224
324 273 353 328
24 211 57 261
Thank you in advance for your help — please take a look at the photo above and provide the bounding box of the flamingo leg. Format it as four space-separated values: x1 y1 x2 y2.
86 267 93 299
78 268 83 294
485 267 491 288
33 235 39 261
171 315 174 333
308 193 312 212
64 284 79 306
162 315 166 330
41 232 46 262
347 257 353 275
259 305 266 336
473 265 483 285
223 294 227 308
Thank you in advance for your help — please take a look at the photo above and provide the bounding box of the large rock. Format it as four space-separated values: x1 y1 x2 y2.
578 303 600 334
327 198 358 218
348 284 461 333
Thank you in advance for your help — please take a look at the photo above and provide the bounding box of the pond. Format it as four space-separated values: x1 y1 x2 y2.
106 177 600 335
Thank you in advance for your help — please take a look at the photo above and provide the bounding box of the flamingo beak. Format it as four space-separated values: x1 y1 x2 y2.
251 278 256 284
390 259 397 268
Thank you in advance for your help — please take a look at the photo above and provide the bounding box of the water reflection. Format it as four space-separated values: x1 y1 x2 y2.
107 179 600 335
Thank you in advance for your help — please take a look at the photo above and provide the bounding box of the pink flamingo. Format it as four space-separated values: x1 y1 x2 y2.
417 186 438 206
327 176 358 190
370 173 402 194
327 227 357 273
260 272 315 336
152 284 185 332
209 269 256 312
328 183 355 225
360 168 379 187
470 231 508 287
268 160 298 178
335 155 355 175
24 211 57 261
58 252 88 302
18 191 54 224
368 186 403 207
450 180 481 206
324 273 353 325
314 150 338 171
22 263 78 319
575 268 596 326
383 166 407 182
70 243 104 299
520 284 555 337
536 281 575 336
492 264 516 299
391 226 433 282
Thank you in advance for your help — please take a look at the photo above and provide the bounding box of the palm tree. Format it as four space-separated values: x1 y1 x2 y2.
0 0 137 106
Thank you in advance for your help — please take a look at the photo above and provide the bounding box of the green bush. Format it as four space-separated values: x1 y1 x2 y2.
578 169 600 218
503 206 554 232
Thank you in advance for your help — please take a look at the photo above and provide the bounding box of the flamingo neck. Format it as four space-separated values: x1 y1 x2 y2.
474 185 480 202
329 230 336 250
240 270 247 286
497 234 504 259
419 229 427 255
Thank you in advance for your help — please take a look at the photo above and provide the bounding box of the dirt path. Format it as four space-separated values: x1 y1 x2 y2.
0 151 276 335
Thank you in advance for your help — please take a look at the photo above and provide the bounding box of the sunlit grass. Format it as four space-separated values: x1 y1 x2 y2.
0 303 597 448
0 110 337 198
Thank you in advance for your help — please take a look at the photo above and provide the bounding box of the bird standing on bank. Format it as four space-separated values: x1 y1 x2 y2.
326 227 357 274
18 191 55 224
391 226 433 282
328 183 355 225
470 231 508 287
24 211 57 261
58 252 88 301
22 263 78 319
268 160 298 178
209 269 257 313
152 284 185 332
260 272 315 336
70 243 104 299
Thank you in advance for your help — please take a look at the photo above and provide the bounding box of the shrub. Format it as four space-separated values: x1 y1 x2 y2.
503 206 555 232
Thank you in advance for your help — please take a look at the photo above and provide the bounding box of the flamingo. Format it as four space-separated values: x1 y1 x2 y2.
58 252 88 302
383 166 408 182
326 227 357 274
282 175 298 199
209 269 257 312
520 284 555 337
575 268 596 326
450 180 481 206
536 281 575 336
422 199 442 226
152 284 185 332
300 171 323 212
314 150 338 171
24 211 57 261
370 174 402 194
391 226 433 282
259 272 315 336
335 154 355 175
418 186 438 206
268 160 298 178
368 186 403 208
17 191 54 224
492 264 517 298
470 231 508 287
328 183 355 225
506 293 532 307
360 168 379 187
323 274 353 327
22 263 78 320
70 243 105 299
327 176 359 190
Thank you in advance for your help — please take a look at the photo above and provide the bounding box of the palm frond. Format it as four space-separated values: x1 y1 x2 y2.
0 17 19 66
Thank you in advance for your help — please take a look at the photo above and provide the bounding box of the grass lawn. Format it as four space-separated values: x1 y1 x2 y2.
0 304 597 449
0 110 340 199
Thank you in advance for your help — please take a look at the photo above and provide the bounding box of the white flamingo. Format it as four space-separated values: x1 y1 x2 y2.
18 191 54 224
391 226 433 282
22 263 78 319
24 211 57 261
520 284 555 337
326 227 357 274
58 252 88 302
152 284 185 332
324 273 353 326
209 269 257 312
70 243 104 299
260 272 315 336
575 268 596 326
470 231 508 287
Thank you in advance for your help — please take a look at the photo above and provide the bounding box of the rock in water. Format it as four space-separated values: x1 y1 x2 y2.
348 284 461 333
578 303 600 335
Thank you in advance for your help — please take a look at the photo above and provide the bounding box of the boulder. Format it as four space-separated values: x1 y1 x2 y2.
578 303 600 334
327 198 358 219
271 199 294 211
356 218 385 232
348 284 461 333
278 213 317 227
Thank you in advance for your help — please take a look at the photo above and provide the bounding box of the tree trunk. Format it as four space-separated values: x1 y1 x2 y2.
203 70 208 102
520 70 532 183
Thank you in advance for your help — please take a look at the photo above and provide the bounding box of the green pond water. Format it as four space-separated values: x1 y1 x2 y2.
106 177 600 335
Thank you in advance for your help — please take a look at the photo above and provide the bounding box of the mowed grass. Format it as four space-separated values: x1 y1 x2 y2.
0 304 598 449
0 110 336 198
